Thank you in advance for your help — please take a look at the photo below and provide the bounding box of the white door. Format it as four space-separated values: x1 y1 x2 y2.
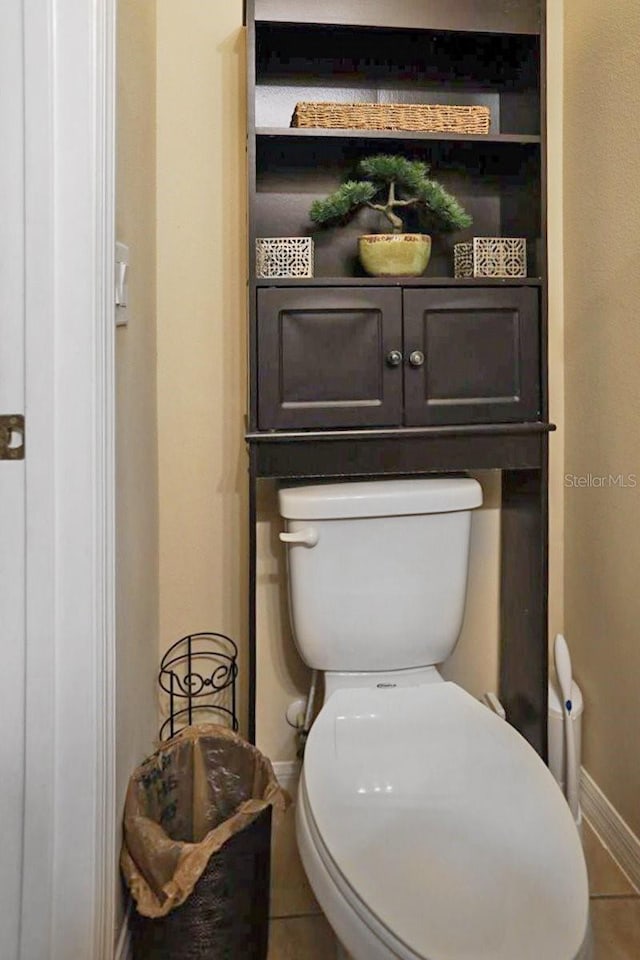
0 1 26 955
0 2 117 956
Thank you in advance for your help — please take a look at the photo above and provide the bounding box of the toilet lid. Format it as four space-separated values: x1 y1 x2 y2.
303 682 589 960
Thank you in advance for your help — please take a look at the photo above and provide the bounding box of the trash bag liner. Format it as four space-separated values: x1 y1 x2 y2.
121 724 288 919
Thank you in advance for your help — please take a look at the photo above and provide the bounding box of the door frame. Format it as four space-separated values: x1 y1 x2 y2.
19 1 117 957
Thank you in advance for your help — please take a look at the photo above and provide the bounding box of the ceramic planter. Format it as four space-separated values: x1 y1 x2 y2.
358 233 432 277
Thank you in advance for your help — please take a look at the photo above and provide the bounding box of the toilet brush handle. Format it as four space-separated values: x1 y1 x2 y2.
279 527 319 548
483 692 506 720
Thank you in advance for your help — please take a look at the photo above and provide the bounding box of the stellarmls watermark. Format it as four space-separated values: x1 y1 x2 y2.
564 474 638 489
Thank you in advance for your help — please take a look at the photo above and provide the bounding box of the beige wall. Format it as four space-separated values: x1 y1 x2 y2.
564 0 640 835
115 0 159 923
440 474 501 697
156 1 248 724
155 2 565 764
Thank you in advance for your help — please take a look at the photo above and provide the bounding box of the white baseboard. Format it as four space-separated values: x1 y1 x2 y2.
581 767 640 893
114 900 132 960
273 760 301 796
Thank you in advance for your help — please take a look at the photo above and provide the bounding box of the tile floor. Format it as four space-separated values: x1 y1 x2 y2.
268 801 334 960
583 822 640 959
268 802 640 959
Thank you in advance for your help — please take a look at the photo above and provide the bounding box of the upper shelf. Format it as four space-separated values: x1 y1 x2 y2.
255 128 542 146
251 0 542 35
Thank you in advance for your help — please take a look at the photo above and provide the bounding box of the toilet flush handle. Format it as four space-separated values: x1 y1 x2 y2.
279 528 319 548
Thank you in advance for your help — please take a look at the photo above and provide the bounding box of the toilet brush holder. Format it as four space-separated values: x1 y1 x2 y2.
548 676 584 829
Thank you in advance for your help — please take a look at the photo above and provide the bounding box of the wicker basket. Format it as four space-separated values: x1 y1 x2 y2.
291 102 491 135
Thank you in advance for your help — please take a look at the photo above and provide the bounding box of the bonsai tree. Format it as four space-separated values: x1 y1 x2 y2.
310 154 472 235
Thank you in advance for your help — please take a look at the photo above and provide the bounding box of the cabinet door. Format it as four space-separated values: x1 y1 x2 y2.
403 288 540 426
257 288 403 430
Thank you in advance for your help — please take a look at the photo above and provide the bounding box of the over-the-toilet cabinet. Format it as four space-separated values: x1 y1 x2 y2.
245 0 550 760
257 286 540 430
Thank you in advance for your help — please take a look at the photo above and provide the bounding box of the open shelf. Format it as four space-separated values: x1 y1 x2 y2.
254 134 543 278
251 1 541 35
251 14 543 283
247 421 554 442
253 277 544 288
255 22 541 139
256 128 542 146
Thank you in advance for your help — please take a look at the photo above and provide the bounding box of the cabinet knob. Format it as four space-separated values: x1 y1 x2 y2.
409 350 425 368
386 350 403 368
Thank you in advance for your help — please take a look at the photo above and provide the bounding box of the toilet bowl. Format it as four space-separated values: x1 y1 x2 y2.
296 677 591 960
278 478 592 960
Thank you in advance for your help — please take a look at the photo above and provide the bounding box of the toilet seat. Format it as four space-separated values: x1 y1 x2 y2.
302 681 590 960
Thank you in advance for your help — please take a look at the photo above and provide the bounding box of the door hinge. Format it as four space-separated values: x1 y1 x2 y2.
0 415 25 460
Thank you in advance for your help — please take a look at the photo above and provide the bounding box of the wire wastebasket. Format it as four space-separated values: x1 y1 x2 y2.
122 726 287 960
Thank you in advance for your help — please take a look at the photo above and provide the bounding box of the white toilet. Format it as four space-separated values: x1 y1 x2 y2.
278 477 591 960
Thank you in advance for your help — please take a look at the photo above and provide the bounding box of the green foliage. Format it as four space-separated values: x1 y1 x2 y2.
309 153 472 235
310 181 377 224
358 155 430 193
415 179 473 233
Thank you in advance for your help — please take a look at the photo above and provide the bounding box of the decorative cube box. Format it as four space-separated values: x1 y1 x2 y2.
256 237 314 279
454 237 527 279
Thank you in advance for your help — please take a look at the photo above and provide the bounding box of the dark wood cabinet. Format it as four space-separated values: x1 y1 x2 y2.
248 0 547 432
403 287 540 426
257 285 540 430
245 0 550 759
257 287 403 429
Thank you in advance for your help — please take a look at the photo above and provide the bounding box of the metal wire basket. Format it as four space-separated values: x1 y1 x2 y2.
158 632 239 740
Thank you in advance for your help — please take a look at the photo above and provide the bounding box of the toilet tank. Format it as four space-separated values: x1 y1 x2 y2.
279 478 482 673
